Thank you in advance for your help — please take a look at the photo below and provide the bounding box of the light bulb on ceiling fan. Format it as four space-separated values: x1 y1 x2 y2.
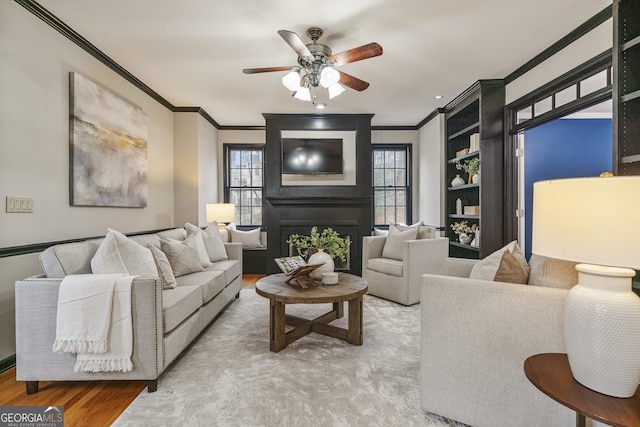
282 69 301 91
320 66 340 88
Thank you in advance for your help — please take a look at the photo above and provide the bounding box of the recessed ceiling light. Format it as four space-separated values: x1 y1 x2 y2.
434 95 443 100
316 103 327 109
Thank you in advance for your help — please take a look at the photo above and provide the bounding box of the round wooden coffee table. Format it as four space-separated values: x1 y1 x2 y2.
255 273 368 352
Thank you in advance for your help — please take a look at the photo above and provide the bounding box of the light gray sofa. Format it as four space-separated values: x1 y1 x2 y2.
14 227 242 394
420 255 579 427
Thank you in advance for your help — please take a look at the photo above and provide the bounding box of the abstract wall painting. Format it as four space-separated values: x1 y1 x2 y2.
69 72 148 207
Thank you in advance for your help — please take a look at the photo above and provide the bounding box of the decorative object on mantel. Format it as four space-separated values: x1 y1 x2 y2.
456 157 480 184
451 175 465 187
206 203 236 242
287 226 349 279
532 175 640 398
450 220 477 245
69 72 148 207
243 27 382 106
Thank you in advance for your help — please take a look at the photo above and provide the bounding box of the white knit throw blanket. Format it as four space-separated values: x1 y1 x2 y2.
53 274 135 373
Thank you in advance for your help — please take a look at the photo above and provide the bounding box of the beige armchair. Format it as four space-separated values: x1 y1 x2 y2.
361 226 448 305
420 256 578 427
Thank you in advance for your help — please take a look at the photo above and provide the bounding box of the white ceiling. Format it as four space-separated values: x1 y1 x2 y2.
37 0 612 127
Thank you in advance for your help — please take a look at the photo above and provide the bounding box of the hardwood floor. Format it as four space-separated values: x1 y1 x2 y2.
0 275 262 427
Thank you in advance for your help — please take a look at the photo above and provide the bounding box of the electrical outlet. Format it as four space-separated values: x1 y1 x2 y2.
6 196 33 213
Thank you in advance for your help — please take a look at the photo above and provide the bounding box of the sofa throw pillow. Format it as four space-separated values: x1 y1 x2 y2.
91 228 158 277
229 227 262 248
493 249 529 284
147 244 177 289
168 233 211 268
528 254 579 289
469 241 530 282
394 222 437 239
381 224 419 261
373 227 389 236
160 239 205 277
186 222 228 262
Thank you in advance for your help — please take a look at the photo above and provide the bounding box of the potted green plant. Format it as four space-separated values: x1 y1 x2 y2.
287 226 349 262
456 157 480 183
287 227 350 279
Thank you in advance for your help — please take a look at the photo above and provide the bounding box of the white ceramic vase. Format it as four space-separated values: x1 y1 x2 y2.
458 233 472 245
308 248 335 280
451 175 465 187
564 263 640 398
471 172 480 184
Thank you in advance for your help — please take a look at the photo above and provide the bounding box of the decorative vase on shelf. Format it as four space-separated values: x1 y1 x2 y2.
451 175 465 187
458 233 472 245
470 229 480 247
308 248 335 280
471 172 480 184
564 264 640 398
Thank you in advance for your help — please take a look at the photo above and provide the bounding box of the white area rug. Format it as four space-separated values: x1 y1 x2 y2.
113 289 463 427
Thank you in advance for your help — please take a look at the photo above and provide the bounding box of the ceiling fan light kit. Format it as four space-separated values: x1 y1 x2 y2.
243 27 382 106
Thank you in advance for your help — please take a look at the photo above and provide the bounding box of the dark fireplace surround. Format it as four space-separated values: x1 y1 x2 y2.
264 113 374 276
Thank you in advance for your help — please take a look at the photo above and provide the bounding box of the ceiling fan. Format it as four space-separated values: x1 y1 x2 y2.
242 27 383 104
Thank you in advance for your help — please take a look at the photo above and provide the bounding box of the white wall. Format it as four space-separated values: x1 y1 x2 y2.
0 2 176 247
173 113 219 227
417 114 445 227
173 112 199 225
197 115 220 226
0 1 177 360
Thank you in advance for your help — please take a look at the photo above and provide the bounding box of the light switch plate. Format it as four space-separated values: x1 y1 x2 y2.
6 196 33 213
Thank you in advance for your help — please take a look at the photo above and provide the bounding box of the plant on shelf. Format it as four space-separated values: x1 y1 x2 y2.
450 220 478 235
450 220 478 245
456 157 480 183
287 226 349 262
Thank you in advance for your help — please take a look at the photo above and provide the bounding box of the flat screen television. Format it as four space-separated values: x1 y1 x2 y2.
281 138 343 175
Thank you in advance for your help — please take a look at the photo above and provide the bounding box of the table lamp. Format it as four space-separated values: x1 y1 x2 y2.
206 203 236 242
532 176 640 398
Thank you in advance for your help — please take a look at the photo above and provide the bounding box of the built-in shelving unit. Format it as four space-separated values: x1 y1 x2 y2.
614 0 640 175
445 80 505 259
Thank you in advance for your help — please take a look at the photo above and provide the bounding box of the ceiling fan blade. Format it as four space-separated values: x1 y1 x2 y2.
278 30 314 60
338 71 370 91
329 42 383 67
243 66 294 74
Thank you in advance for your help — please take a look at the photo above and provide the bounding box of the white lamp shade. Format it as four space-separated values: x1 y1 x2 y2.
293 87 311 101
206 203 236 223
281 70 301 91
320 66 340 88
328 84 345 99
532 176 640 269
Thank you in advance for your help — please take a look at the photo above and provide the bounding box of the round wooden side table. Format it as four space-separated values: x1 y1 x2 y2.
524 353 640 427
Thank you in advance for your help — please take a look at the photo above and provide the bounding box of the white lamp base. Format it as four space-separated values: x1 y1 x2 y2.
218 223 229 243
564 263 640 398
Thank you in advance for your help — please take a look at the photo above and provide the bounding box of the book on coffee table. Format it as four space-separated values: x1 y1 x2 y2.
274 256 310 276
